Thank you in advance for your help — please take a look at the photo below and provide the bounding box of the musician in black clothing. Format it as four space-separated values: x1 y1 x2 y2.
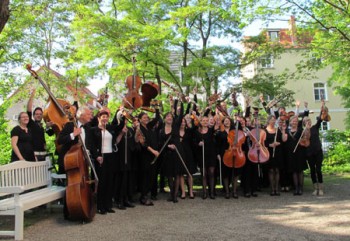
27 89 54 161
113 112 137 209
57 106 93 174
135 111 160 206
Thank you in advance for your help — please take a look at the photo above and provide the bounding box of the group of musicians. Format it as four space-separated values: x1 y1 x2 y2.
10 87 327 217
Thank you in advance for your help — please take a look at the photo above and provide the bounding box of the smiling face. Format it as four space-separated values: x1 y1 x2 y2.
18 112 30 126
164 113 173 125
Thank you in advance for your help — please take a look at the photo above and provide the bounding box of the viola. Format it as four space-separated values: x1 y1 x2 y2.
321 103 331 122
299 127 311 147
26 64 73 152
123 57 143 109
247 117 270 164
223 121 246 168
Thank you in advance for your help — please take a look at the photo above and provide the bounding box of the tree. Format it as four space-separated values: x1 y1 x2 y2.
0 0 9 34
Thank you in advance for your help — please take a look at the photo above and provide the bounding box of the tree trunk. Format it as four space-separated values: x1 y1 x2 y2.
0 0 10 34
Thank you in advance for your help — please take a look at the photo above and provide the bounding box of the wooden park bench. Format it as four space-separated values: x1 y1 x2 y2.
0 159 66 240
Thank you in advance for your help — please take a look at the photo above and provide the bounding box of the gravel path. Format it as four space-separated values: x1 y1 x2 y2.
1 175 350 241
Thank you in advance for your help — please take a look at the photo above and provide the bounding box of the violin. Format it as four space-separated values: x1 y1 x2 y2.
247 115 270 164
299 127 311 147
97 87 109 107
223 120 246 168
123 57 143 109
321 101 331 122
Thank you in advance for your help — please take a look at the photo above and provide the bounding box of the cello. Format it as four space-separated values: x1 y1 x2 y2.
223 120 246 168
64 113 99 222
248 115 270 164
26 64 73 152
123 57 143 109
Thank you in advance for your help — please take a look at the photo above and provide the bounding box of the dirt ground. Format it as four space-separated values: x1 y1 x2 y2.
1 174 350 241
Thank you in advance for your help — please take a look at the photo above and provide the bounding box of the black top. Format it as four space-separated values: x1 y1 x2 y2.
27 111 54 152
11 126 35 162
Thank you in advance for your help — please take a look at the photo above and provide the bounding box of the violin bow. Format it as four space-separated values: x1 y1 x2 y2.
174 146 192 179
272 126 278 158
293 128 306 153
151 134 172 165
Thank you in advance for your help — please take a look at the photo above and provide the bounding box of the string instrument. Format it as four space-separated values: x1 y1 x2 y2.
26 64 73 152
97 87 109 107
64 115 98 222
141 81 159 107
247 116 270 164
293 128 310 152
161 80 187 102
123 57 143 109
321 100 331 122
223 121 246 168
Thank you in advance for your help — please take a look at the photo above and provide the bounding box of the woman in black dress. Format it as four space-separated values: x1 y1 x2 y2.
159 110 185 203
136 111 160 206
10 112 35 162
264 115 287 196
179 114 197 199
286 115 308 195
194 115 217 199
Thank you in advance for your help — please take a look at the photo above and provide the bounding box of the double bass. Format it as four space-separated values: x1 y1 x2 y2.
64 114 98 222
247 115 270 164
123 57 143 109
26 64 73 152
223 120 246 168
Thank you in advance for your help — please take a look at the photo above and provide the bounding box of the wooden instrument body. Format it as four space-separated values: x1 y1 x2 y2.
141 81 159 107
64 143 96 222
123 74 143 109
248 128 270 164
223 129 246 168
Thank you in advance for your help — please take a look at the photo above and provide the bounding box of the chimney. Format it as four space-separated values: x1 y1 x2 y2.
289 16 297 45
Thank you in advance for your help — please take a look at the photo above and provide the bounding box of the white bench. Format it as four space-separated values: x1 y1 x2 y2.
0 159 66 240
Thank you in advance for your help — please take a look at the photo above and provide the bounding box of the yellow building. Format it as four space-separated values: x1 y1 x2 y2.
241 17 348 131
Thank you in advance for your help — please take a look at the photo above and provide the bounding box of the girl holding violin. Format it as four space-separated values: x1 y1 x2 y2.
285 114 308 195
136 111 160 206
303 101 325 196
264 115 287 196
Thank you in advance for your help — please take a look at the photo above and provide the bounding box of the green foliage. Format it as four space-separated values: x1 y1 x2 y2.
322 130 350 174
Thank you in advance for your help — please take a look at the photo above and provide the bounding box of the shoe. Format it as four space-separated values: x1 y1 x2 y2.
202 193 207 200
251 193 258 197
225 193 230 199
173 197 178 203
98 209 107 215
209 194 215 200
270 192 276 196
140 199 154 206
151 195 157 201
180 194 186 199
275 192 280 196
106 208 116 213
116 204 126 210
232 193 238 199
244 193 251 198
189 193 195 199
124 201 135 208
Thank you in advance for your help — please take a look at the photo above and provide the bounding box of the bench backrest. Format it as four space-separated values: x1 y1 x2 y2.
0 160 52 196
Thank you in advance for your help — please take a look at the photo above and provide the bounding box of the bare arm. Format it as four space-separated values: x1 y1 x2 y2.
27 89 36 113
11 136 25 160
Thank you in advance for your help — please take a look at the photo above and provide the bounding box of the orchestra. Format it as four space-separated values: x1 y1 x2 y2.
19 63 328 221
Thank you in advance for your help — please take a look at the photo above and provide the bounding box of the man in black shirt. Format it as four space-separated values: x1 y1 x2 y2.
27 89 54 161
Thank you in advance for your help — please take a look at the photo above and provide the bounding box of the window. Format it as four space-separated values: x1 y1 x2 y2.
268 31 279 42
319 119 330 131
13 114 19 121
260 55 274 68
313 83 327 101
